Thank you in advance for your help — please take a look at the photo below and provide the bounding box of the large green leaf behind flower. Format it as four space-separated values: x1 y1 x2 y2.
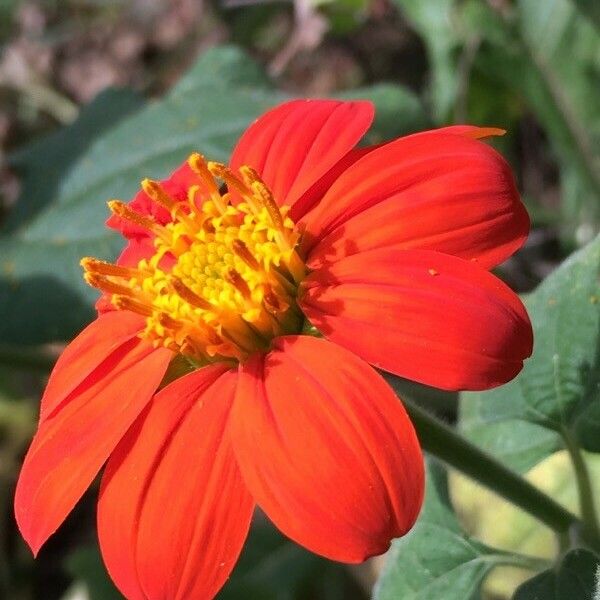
460 234 600 470
374 461 532 600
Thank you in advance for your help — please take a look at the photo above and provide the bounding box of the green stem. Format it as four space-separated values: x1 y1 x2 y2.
403 399 583 538
562 428 600 542
496 552 551 573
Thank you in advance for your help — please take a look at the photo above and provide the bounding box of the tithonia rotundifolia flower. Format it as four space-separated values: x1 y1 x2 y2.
14 99 533 600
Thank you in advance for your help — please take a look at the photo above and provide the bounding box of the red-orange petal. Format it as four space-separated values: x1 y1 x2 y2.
14 339 171 555
115 236 157 267
301 127 528 270
290 125 503 221
98 365 253 600
39 311 145 423
230 336 424 563
300 248 533 391
230 99 374 209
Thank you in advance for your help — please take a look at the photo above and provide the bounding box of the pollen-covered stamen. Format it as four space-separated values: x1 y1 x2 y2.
232 239 260 270
80 257 144 279
142 179 201 230
84 272 138 298
108 200 175 247
141 179 176 211
170 277 213 310
202 219 216 234
207 162 250 197
263 284 289 316
112 295 153 317
188 153 220 198
225 269 252 301
83 153 306 363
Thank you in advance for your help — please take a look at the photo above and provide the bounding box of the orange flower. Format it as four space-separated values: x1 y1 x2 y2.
15 100 532 599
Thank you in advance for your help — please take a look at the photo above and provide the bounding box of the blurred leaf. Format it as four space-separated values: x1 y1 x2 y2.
5 88 144 233
0 88 144 345
396 0 600 237
374 461 531 600
474 0 600 239
336 83 430 142
392 0 460 121
513 548 599 599
384 374 458 418
450 451 600 597
459 405 561 474
0 44 427 345
66 545 121 600
0 0 18 40
571 0 600 30
316 0 369 35
218 518 366 600
64 518 366 600
460 235 600 470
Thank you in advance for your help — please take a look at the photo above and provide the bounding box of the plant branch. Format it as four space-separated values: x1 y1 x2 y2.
402 398 590 542
562 428 600 543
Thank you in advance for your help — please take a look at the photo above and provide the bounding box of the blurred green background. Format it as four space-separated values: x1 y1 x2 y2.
0 0 598 598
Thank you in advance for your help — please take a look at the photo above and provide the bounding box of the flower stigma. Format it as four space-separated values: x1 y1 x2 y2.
82 153 306 364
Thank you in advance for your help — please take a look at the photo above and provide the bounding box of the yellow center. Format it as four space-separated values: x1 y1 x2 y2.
82 153 306 364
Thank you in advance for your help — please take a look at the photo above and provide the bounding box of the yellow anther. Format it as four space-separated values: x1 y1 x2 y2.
202 219 216 234
85 272 134 297
207 162 251 197
251 181 283 230
238 165 261 187
263 284 289 315
108 200 158 231
157 313 182 330
170 277 213 310
225 269 252 301
231 239 260 270
113 295 153 317
143 179 201 232
188 153 219 194
141 179 176 210
108 200 175 246
81 257 142 279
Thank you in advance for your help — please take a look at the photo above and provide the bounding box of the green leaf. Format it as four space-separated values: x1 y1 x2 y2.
459 405 561 474
64 523 366 600
0 88 144 345
218 519 366 600
396 0 600 236
0 44 426 345
474 0 600 238
460 234 600 470
5 88 144 233
66 545 121 600
374 461 529 600
316 0 370 35
337 83 430 142
451 451 600 597
513 548 599 599
392 0 460 121
571 0 600 29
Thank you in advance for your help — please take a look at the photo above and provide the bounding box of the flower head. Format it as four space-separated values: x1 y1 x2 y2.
14 99 532 599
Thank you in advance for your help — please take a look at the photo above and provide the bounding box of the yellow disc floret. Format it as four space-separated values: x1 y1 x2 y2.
82 153 306 364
